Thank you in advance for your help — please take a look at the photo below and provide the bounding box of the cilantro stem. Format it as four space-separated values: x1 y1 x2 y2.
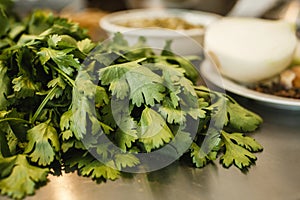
220 130 230 143
194 86 234 101
0 118 31 124
31 86 57 123
194 86 210 93
52 66 75 87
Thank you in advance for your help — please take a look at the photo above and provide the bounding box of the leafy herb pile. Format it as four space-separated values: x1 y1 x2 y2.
0 6 263 200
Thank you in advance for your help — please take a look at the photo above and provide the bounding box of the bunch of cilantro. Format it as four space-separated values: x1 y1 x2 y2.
0 5 263 200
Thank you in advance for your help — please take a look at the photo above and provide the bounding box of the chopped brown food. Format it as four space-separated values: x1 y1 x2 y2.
116 17 204 30
251 81 300 99
280 69 296 89
251 66 300 99
291 66 300 88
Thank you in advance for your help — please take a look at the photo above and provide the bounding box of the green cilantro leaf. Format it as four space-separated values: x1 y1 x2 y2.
12 76 41 98
158 97 186 124
154 55 199 83
0 109 29 142
100 100 123 129
0 3 9 37
24 122 60 166
149 62 202 120
114 118 138 151
0 111 22 154
114 153 140 170
60 110 72 132
80 160 120 180
220 131 260 169
100 59 165 106
127 66 165 107
190 128 221 168
65 153 120 180
72 90 102 139
61 130 73 141
28 10 55 35
222 132 263 152
8 23 26 40
4 124 18 156
46 76 67 100
190 142 211 168
99 61 133 99
61 138 85 153
197 98 209 117
195 86 227 129
75 71 98 97
75 70 109 109
115 129 137 151
0 128 11 158
0 154 49 199
0 155 15 178
0 62 10 110
225 96 263 132
200 128 222 155
138 107 174 152
77 38 96 54
47 76 66 90
53 35 78 49
47 34 62 48
38 48 80 76
95 86 109 108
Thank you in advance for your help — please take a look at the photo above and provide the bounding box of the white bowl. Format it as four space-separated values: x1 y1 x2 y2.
100 9 221 55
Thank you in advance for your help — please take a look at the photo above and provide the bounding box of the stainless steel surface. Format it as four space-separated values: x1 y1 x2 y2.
3 1 300 199
1 96 299 200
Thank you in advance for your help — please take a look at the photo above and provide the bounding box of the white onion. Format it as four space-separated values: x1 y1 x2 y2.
204 17 297 83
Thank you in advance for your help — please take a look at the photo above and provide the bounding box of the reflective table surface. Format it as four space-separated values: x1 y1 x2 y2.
2 95 299 200
3 1 300 199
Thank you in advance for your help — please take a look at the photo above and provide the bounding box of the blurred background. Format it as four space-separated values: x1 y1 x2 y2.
12 0 291 16
11 0 300 40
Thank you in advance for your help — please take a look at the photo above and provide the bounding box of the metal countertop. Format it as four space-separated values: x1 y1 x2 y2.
1 96 298 200
2 1 300 199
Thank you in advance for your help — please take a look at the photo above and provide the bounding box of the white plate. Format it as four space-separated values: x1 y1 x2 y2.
200 60 300 110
